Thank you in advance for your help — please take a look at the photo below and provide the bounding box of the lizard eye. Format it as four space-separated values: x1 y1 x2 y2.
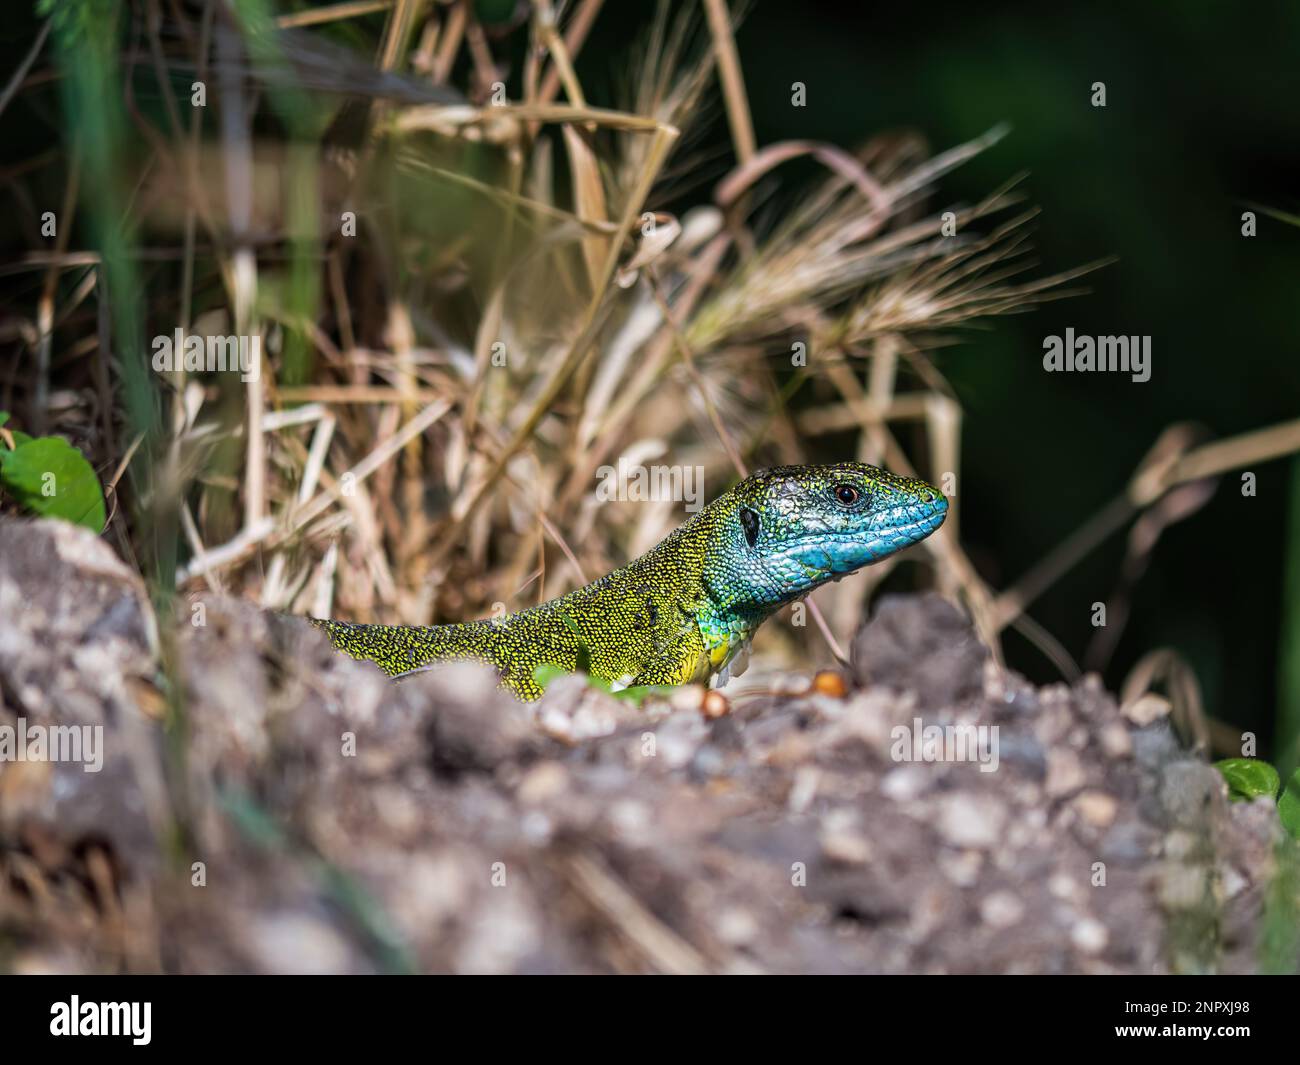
833 484 861 507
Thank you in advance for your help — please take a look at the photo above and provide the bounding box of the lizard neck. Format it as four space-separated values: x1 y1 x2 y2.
682 495 790 676
693 597 764 677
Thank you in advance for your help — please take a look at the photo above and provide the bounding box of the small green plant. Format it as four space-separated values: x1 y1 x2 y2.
1215 757 1300 839
0 412 106 533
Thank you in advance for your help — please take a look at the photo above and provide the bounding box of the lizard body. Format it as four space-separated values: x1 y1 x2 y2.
312 462 948 700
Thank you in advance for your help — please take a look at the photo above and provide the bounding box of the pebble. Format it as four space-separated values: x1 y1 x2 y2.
701 690 731 720
819 808 871 861
517 761 568 804
670 685 708 713
715 907 760 947
1158 862 1211 910
1045 749 1086 798
1074 790 1119 828
1049 874 1081 902
1163 828 1199 861
881 765 929 803
787 766 819 813
938 849 984 887
1124 693 1172 727
1099 720 1134 759
1221 864 1249 900
980 891 1025 929
608 799 652 840
1071 918 1109 954
937 794 1007 849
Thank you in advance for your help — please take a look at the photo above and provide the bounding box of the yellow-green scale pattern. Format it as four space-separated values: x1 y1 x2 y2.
312 462 948 700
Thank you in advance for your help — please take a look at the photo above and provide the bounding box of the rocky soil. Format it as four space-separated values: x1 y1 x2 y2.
0 519 1290 973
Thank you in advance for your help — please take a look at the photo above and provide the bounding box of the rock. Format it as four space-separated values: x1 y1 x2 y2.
1099 720 1134 759
819 809 873 865
701 690 731 719
1071 918 1109 955
936 794 1007 849
850 593 988 708
1074 791 1119 828
880 765 928 803
0 517 1288 975
980 891 1025 929
1124 693 1172 726
1045 749 1087 798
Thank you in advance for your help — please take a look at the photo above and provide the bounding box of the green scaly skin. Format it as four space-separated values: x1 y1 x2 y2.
312 462 948 700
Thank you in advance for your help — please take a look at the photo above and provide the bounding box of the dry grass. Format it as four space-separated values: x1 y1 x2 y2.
7 0 1300 731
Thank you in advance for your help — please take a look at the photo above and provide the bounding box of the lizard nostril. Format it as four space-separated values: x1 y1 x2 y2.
918 490 933 503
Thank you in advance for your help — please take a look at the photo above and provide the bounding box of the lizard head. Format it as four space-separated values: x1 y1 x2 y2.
711 462 948 610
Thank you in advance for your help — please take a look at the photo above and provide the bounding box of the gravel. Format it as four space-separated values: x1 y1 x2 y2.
0 520 1292 974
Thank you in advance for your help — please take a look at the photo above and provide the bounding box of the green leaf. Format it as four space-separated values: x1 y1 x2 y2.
532 662 612 693
611 684 676 703
1279 771 1300 840
1214 758 1281 802
531 661 672 703
0 436 106 532
532 663 571 690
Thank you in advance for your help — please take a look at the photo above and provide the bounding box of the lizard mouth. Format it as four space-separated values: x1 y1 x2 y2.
769 504 948 577
784 503 948 550
867 504 949 544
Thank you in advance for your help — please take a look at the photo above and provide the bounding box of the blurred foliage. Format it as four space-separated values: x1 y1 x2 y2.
1214 756 1300 841
1216 757 1281 804
0 425 106 531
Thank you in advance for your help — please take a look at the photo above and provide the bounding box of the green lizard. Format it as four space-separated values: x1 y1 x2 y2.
312 462 948 700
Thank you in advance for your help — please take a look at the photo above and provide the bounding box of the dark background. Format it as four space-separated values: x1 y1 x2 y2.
583 1 1300 749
